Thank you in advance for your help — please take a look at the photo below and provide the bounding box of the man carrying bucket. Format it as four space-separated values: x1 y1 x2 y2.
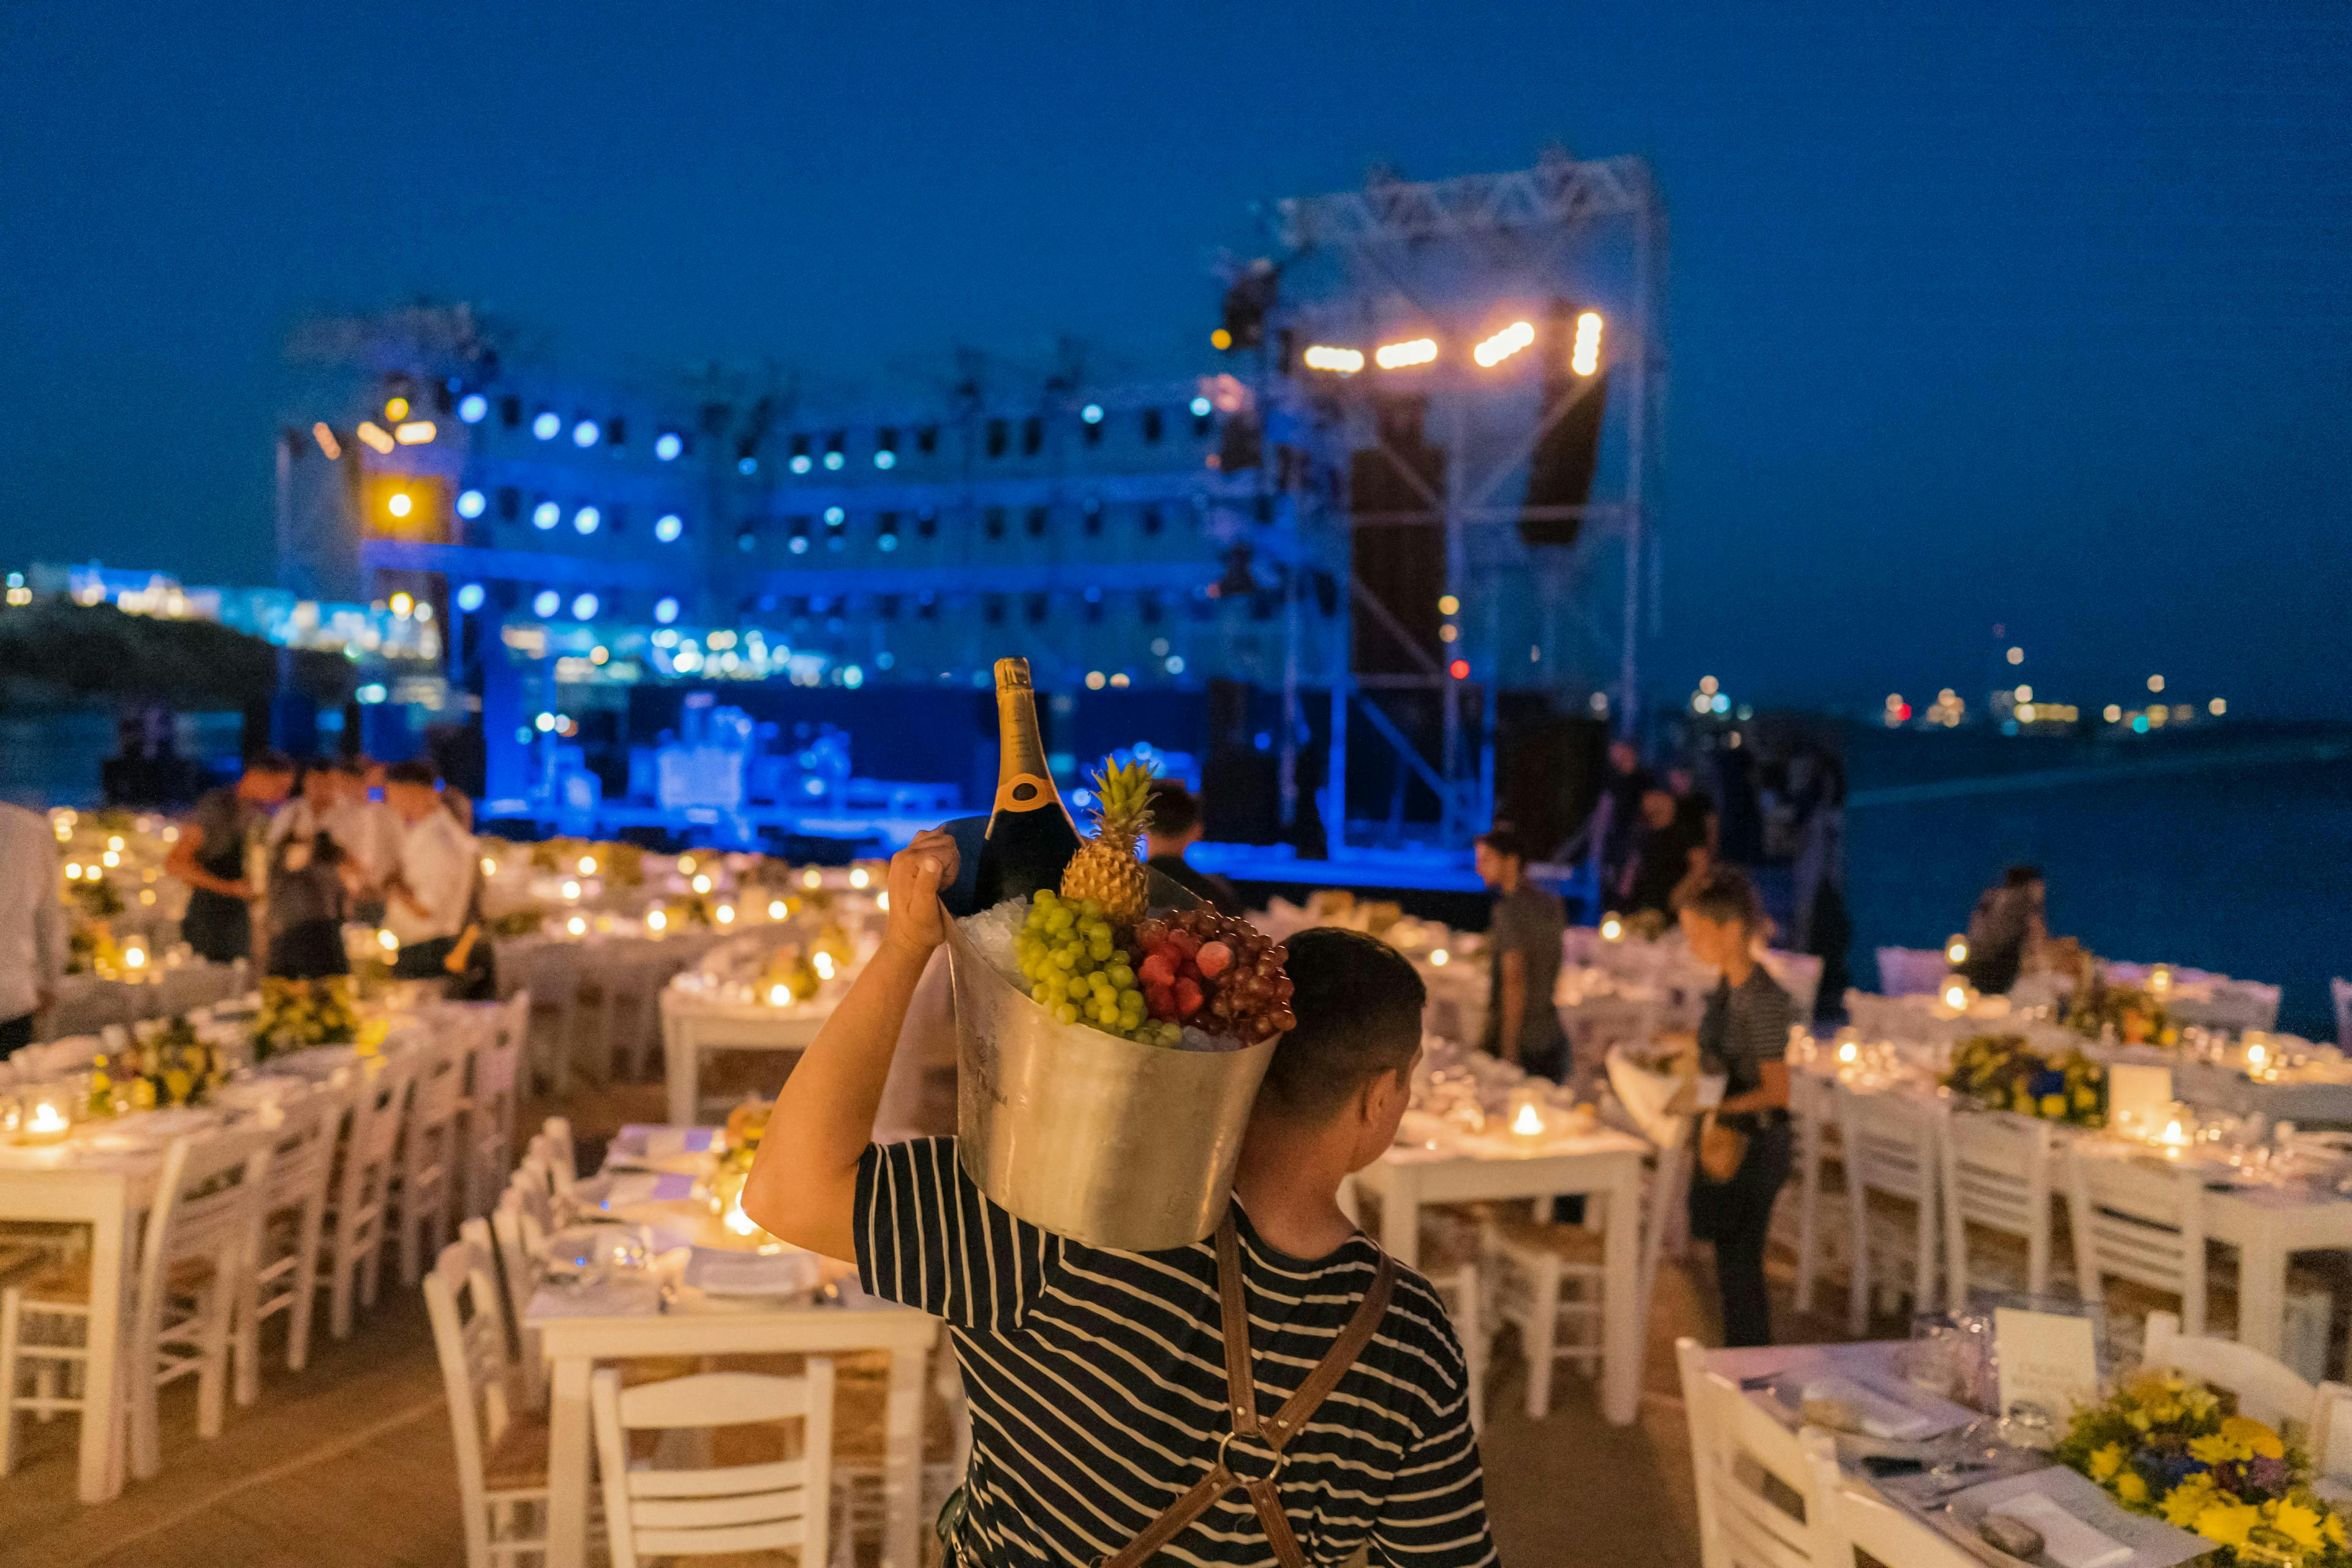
748 829 1496 1567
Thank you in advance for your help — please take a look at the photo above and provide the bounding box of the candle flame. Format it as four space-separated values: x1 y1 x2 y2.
1838 1040 1858 1064
1512 1102 1544 1136
769 983 789 1006
813 952 835 980
1430 948 1449 967
1599 914 1624 941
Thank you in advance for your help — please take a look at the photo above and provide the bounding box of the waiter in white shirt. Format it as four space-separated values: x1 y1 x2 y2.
324 756 401 921
1 802 70 1058
381 761 478 990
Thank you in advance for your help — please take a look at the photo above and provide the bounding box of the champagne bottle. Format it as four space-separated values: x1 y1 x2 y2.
973 657 1081 910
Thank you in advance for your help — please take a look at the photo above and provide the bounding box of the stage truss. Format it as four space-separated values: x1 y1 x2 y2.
1251 150 1667 850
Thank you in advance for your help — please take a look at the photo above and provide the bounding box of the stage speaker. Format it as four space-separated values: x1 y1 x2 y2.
1518 300 1609 548
1347 394 1445 676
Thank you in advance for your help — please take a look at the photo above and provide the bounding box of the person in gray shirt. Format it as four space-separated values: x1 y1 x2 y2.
1475 827 1568 1083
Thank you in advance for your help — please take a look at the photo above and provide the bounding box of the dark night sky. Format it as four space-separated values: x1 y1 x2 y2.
3 2 2345 717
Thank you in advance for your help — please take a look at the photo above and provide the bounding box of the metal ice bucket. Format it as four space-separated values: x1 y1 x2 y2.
946 892 1276 1253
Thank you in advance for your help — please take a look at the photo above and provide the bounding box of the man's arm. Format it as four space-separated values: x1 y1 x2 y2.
1494 949 1527 1066
745 829 957 1262
33 840 67 1011
164 822 247 900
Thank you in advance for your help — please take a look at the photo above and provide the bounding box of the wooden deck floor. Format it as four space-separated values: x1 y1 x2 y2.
2 1080 1861 1567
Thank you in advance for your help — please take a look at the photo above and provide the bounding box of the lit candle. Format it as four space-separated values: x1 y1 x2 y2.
377 928 399 955
1941 979 1970 1010
566 915 587 937
769 983 790 1006
2248 1041 2269 1074
1838 1039 1859 1065
481 856 498 877
1430 948 1450 967
578 854 597 875
679 854 698 876
19 1087 70 1145
2149 965 2173 996
1512 1101 1545 1136
1599 913 1624 941
715 904 736 925
813 951 835 981
692 873 712 894
561 880 582 900
801 867 823 891
767 899 787 920
1945 934 1969 966
849 867 871 889
647 908 668 933
876 891 889 913
123 944 147 971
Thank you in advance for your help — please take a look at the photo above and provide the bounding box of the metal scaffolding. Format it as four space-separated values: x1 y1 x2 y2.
1253 150 1667 850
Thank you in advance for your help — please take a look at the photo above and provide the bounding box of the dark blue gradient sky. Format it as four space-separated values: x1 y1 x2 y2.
3 2 2345 716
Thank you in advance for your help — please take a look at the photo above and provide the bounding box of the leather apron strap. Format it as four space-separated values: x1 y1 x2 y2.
1098 1213 1396 1568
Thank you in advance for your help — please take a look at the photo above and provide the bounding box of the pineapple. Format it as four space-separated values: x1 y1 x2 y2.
1059 758 1155 923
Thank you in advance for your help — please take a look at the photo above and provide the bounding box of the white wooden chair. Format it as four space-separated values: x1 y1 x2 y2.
489 1185 550 1412
235 1081 350 1405
2313 1380 2352 1507
318 1053 422 1339
594 1365 835 1568
424 1234 549 1568
1490 1133 1691 1421
2142 1310 2314 1431
461 993 530 1221
392 1036 473 1289
1 1127 272 1480
1940 1107 2058 1303
1838 1085 1942 1335
1806 1425 1983 1567
2068 1155 2208 1336
1675 1337 1843 1568
533 1117 579 1200
589 941 684 1083
1787 1069 1847 1316
513 943 586 1095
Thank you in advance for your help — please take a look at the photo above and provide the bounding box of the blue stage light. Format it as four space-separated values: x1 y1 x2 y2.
571 592 598 620
654 596 679 624
455 582 486 612
356 683 388 704
842 665 864 688
572 418 600 448
655 513 683 543
654 431 684 461
823 507 845 526
789 454 812 475
878 532 897 552
1190 396 1213 418
458 393 488 424
532 410 561 440
534 712 556 732
574 505 601 535
532 589 560 617
1082 404 1104 424
876 651 895 669
738 456 758 475
788 536 809 555
456 488 486 519
874 450 896 469
532 501 560 530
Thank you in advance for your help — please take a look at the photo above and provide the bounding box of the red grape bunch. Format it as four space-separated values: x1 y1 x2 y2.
1131 908 1297 1044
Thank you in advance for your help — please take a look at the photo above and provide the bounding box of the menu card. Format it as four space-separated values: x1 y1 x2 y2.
1995 1307 2100 1428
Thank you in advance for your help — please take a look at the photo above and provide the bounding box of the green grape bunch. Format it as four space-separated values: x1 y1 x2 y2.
1014 891 1183 1047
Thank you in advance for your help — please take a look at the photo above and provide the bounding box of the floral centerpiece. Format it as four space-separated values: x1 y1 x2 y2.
2066 960 2178 1046
2059 1368 2350 1565
1943 1033 2108 1126
89 1016 228 1114
252 974 361 1060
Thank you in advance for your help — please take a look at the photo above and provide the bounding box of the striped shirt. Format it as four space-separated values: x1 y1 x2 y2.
857 1137 1497 1567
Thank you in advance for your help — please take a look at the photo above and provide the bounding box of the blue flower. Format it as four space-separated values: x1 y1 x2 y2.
2030 1069 2065 1098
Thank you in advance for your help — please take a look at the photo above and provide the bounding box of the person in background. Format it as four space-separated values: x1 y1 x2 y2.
261 764 352 980
324 756 401 924
1474 827 1569 1084
381 761 477 981
166 750 296 963
1962 865 2047 995
1556 738 1652 897
1666 763 1720 862
1789 751 1849 1014
1678 865 1795 1348
1143 778 1240 914
0 802 69 1059
1621 783 1710 918
745 834 1496 1567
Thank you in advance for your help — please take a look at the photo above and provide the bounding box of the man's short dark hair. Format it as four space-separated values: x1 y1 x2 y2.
2004 864 2045 888
1146 778 1200 839
1476 826 1527 863
246 749 296 776
383 760 440 789
1259 927 1425 1121
1675 864 1767 932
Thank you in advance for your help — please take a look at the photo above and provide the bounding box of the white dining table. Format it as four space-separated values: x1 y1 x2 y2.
660 989 832 1126
531 1281 938 1568
0 1150 145 1501
1352 1125 1651 1424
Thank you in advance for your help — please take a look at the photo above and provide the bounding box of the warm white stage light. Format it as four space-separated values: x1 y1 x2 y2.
1472 320 1535 368
1302 345 1365 374
1374 337 1438 370
1570 312 1604 375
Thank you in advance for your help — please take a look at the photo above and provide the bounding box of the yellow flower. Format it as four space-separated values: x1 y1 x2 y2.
2040 1094 2068 1118
2269 1499 2328 1551
2324 1511 2346 1548
2087 1444 2125 1482
2162 1480 2218 1529
2195 1500 2263 1549
2188 1433 2250 1465
2115 1471 2149 1505
2220 1415 2285 1460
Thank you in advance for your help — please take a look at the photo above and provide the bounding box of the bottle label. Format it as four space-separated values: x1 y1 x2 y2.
992 771 1056 814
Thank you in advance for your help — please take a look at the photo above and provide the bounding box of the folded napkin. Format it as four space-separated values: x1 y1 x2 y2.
595 1173 696 1208
684 1246 821 1298
1800 1371 1946 1441
615 1125 718 1159
1989 1492 2132 1568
